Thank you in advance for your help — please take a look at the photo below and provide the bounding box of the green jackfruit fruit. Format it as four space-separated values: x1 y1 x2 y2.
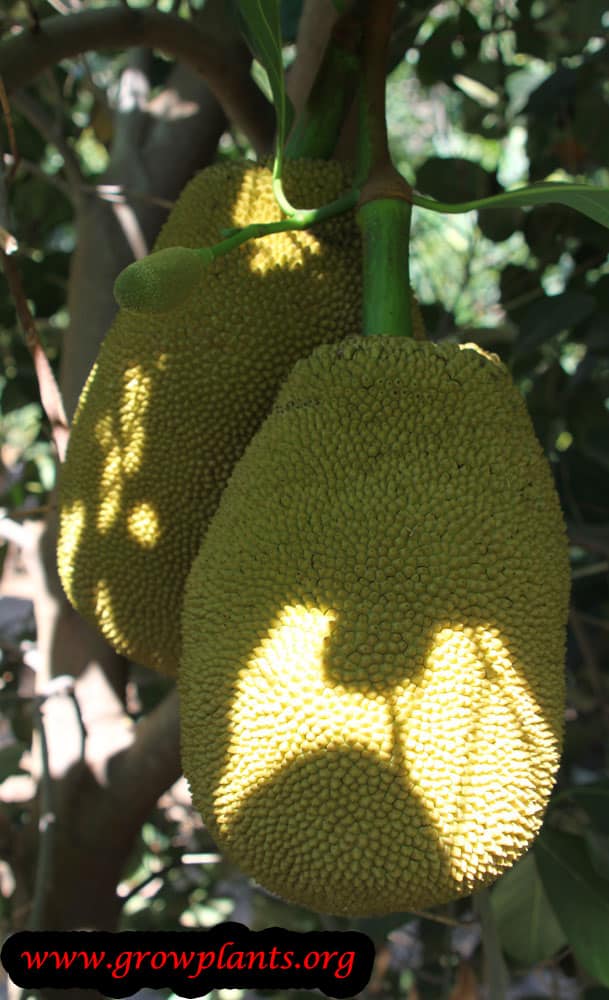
57 159 361 675
113 247 213 313
180 336 570 917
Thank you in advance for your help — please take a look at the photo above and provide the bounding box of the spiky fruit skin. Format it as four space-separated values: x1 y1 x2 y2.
57 160 361 675
180 337 570 917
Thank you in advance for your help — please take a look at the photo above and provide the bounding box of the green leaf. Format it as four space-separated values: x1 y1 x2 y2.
491 851 566 965
238 0 294 149
535 828 609 986
413 181 609 231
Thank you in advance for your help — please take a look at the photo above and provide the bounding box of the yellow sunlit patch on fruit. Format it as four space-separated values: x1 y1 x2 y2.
127 502 160 549
181 338 569 917
57 161 361 675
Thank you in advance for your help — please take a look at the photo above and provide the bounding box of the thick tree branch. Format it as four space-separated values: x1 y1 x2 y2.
0 6 275 154
110 688 181 813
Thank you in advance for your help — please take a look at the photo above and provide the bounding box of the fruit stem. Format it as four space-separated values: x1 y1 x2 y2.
358 196 412 337
354 0 416 339
211 188 358 254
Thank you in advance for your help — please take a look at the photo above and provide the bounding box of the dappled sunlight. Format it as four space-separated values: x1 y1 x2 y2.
178 336 569 915
245 234 310 275
212 601 562 914
97 444 122 533
56 499 86 589
394 623 559 883
93 579 116 637
119 365 152 472
93 365 152 536
215 603 396 829
58 354 166 663
126 502 160 549
230 169 321 274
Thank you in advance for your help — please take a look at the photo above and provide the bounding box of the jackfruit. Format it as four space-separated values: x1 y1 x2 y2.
180 336 569 917
113 247 213 313
57 159 361 675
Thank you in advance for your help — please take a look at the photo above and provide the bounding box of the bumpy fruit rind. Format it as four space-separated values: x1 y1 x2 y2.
180 337 569 916
57 160 361 674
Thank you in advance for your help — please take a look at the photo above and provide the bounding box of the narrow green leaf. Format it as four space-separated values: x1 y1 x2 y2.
238 0 294 148
413 181 609 230
491 851 566 965
535 828 609 986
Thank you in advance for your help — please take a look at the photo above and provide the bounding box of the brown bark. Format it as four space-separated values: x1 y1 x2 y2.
0 6 275 155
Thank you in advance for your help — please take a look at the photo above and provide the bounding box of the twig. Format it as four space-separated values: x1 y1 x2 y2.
44 0 76 13
111 199 148 259
0 7 275 155
0 249 69 463
0 75 19 184
69 691 87 760
409 907 470 928
571 561 609 580
2 154 175 209
0 503 51 520
90 182 173 209
118 859 181 905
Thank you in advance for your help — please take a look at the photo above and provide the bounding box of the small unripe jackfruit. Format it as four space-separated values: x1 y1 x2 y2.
180 337 569 917
114 247 213 313
57 160 361 675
